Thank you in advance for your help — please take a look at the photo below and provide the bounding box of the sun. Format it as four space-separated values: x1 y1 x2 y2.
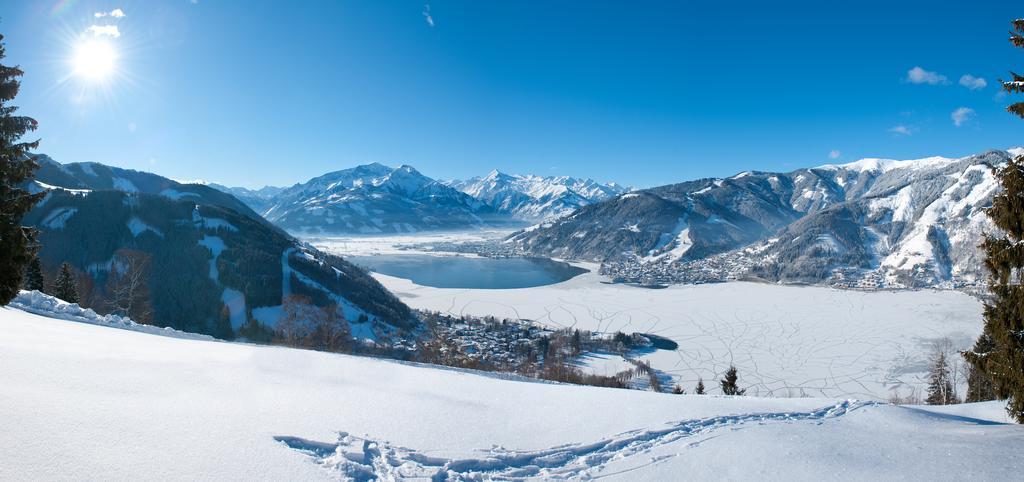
72 40 118 81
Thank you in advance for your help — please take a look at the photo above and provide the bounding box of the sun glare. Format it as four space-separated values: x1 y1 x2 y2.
72 40 118 81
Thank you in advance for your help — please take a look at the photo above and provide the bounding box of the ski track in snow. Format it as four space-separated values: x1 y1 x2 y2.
277 400 872 481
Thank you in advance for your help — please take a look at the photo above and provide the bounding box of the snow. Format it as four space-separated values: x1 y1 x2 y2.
111 177 139 192
159 188 201 200
40 207 77 229
820 156 956 173
198 235 226 280
127 216 163 238
576 351 635 376
2 301 1022 480
7 290 210 341
252 305 284 326
307 231 512 257
221 288 247 329
31 180 91 196
367 267 984 400
642 218 691 262
192 209 238 232
78 162 97 176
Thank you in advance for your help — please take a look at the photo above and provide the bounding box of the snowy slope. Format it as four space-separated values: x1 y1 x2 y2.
23 185 411 337
2 305 1021 480
447 170 628 221
512 149 1010 288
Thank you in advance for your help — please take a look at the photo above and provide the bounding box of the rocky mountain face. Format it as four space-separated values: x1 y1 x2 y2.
445 171 628 222
25 156 414 340
511 149 1012 289
251 163 500 234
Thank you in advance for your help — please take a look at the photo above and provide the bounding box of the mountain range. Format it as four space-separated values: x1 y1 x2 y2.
444 170 628 221
32 149 1012 291
509 149 1015 289
207 165 625 233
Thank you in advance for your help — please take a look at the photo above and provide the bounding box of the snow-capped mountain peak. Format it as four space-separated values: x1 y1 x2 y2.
818 155 957 174
447 171 628 221
255 163 496 234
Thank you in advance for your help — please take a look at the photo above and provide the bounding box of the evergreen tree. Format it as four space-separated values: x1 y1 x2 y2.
0 33 44 306
1004 19 1024 118
971 154 1024 419
22 254 43 292
925 351 957 405
673 384 685 394
969 18 1024 422
695 377 706 395
720 366 746 396
964 333 997 402
53 263 79 304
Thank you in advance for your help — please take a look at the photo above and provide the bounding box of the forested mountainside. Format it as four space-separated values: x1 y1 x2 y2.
33 155 266 225
24 157 413 340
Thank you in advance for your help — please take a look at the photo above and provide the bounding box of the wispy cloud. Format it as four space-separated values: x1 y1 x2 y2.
951 107 976 127
959 74 987 90
888 125 917 136
828 150 841 160
87 25 121 38
94 8 125 18
423 4 435 27
906 66 949 85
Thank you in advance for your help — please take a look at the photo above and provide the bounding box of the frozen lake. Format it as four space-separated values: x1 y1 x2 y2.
346 254 587 289
312 233 986 400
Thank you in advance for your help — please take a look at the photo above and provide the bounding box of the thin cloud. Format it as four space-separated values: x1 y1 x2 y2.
423 4 435 27
888 125 917 136
906 66 949 85
94 9 125 18
951 107 976 127
959 74 987 90
828 150 841 160
87 25 121 38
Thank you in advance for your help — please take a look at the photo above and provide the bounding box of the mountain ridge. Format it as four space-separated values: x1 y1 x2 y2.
512 148 1013 289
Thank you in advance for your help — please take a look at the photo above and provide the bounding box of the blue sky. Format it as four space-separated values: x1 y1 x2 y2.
3 1 1023 188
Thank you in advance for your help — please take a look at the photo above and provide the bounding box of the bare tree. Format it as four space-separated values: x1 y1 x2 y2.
310 304 351 353
275 295 316 347
105 249 153 324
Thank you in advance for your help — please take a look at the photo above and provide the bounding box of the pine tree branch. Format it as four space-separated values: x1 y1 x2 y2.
1009 102 1024 119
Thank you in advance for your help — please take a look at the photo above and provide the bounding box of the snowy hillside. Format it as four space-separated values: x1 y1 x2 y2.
23 172 412 339
512 149 1011 289
2 302 1021 480
258 163 501 234
446 170 628 221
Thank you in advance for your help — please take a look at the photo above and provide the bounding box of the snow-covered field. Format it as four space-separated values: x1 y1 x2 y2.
312 234 983 400
309 233 987 400
1 302 1021 480
370 269 982 400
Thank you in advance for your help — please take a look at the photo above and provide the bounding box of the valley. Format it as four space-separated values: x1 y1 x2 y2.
311 232 984 401
4 5 1023 479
